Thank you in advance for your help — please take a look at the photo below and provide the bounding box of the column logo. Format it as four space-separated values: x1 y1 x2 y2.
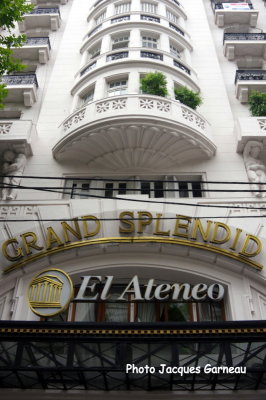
28 268 73 317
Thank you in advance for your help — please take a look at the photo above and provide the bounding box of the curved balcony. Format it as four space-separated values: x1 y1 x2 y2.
53 94 216 169
84 13 191 49
74 49 198 96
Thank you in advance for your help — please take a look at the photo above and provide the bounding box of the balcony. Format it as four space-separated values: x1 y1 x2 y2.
0 320 265 391
236 116 266 151
18 7 61 32
140 15 160 23
32 0 68 4
1 74 38 107
140 51 163 60
224 33 266 67
0 120 34 155
80 61 97 76
235 70 266 102
53 94 216 168
211 1 258 28
11 37 51 64
111 15 130 24
106 51 128 61
169 22 185 36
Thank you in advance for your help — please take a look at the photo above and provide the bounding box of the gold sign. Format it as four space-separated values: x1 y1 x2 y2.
2 211 264 273
28 268 73 317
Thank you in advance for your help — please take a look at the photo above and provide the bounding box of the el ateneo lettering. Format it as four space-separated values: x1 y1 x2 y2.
1 211 263 273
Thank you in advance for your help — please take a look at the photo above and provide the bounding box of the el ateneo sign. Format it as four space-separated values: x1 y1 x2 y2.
2 211 264 273
28 270 225 317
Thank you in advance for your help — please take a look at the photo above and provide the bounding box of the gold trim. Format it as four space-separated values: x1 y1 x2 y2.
3 236 263 274
27 268 74 318
0 327 265 336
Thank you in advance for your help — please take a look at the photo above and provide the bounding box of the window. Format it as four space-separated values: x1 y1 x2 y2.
166 9 179 24
89 43 101 59
71 283 225 323
140 181 164 198
115 2 131 14
83 90 94 105
105 182 128 197
112 34 129 50
170 42 180 58
108 79 128 96
178 181 202 198
95 10 106 25
65 180 91 199
64 177 203 199
141 2 158 13
142 35 158 48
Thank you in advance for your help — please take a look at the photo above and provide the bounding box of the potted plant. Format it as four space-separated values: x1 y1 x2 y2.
140 72 168 97
174 86 202 110
248 91 266 117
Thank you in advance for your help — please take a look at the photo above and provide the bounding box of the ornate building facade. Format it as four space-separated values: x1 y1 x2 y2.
0 0 266 398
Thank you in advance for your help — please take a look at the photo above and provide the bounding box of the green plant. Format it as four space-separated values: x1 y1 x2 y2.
174 86 202 110
248 91 266 117
140 72 168 97
0 0 34 108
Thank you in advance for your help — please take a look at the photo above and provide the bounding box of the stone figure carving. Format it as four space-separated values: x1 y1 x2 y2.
1 150 27 200
243 141 266 197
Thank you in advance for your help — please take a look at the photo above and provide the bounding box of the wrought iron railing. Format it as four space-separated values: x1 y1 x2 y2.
235 69 266 83
224 32 266 43
111 15 130 24
140 14 160 23
88 24 102 38
141 51 163 60
80 62 97 76
106 51 128 61
25 37 51 49
29 7 60 15
1 74 39 87
173 60 191 75
169 23 185 36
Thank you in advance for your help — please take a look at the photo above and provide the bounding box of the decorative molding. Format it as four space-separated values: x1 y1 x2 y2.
0 123 12 135
63 109 86 131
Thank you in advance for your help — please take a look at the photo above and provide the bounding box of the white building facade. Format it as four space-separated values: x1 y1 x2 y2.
0 0 266 398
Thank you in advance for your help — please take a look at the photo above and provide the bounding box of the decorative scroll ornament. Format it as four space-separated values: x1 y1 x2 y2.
243 141 266 197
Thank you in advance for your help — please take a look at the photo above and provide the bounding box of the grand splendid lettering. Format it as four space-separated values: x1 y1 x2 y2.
1 211 263 268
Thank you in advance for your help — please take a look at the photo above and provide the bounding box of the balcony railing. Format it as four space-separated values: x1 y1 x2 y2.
169 23 185 36
106 51 128 61
173 59 191 75
111 15 130 24
29 7 60 15
25 36 51 49
88 24 102 38
140 14 160 23
80 61 97 76
1 74 38 88
224 32 266 42
235 70 266 83
140 51 163 60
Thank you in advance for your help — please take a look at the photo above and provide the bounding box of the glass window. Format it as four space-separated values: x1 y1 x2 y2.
142 35 158 48
112 35 129 50
166 9 179 24
89 45 101 58
115 2 131 14
141 2 157 13
95 11 106 25
108 79 128 96
170 43 180 58
67 180 91 199
83 91 94 105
